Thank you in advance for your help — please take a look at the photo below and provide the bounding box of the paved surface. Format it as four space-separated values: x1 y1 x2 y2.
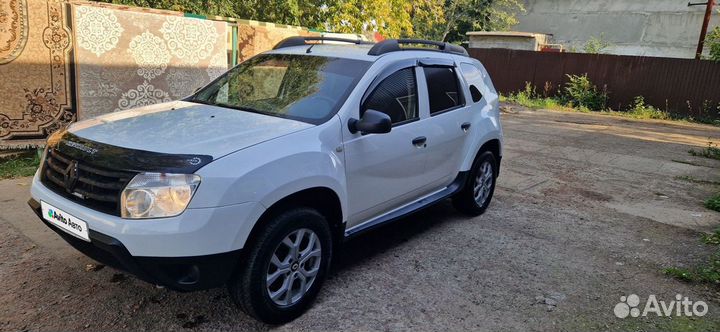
1 107 720 331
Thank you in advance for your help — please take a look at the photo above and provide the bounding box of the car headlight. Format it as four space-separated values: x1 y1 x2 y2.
121 173 201 219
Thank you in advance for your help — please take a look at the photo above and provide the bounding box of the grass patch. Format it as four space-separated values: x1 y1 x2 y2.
664 253 720 284
702 229 720 245
0 150 41 180
675 175 720 186
502 82 577 112
615 96 672 120
688 141 720 161
705 193 720 212
665 228 720 285
502 81 720 127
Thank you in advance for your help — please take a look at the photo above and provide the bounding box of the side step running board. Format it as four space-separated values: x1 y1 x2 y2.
344 171 469 239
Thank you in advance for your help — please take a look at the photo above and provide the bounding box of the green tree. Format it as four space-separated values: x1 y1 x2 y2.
409 0 447 40
439 0 525 43
706 26 720 62
95 0 237 17
92 0 523 42
325 0 414 38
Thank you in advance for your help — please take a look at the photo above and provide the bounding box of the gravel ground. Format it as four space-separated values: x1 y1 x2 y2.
1 107 720 331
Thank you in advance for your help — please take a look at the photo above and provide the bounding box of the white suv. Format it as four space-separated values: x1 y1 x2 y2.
28 37 503 323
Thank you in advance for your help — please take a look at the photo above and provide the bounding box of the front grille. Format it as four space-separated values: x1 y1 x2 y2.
41 148 137 216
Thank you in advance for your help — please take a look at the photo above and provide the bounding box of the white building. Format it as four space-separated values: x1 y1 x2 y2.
513 0 720 58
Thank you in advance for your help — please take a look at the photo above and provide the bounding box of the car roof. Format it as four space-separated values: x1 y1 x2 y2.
267 44 378 61
265 43 472 63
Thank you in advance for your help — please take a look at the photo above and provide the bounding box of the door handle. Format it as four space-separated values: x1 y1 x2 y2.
412 136 427 148
461 122 471 132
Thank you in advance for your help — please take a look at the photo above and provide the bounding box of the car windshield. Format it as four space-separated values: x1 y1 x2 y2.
192 54 372 124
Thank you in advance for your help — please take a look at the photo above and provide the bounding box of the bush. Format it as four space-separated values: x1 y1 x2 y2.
583 33 613 54
625 96 671 120
706 193 720 212
561 74 608 111
504 82 565 110
707 26 720 62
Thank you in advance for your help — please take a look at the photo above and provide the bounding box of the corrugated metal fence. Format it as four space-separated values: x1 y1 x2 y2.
468 48 720 120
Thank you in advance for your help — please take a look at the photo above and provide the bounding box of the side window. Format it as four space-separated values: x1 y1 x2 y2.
469 85 483 103
460 62 484 103
423 66 463 115
362 68 418 124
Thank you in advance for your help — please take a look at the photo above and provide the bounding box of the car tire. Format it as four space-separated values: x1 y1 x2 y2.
227 207 332 324
452 151 498 216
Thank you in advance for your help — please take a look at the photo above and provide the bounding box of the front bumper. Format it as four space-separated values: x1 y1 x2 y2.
29 198 241 291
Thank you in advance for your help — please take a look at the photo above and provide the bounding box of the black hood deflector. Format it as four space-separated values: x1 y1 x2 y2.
48 129 213 174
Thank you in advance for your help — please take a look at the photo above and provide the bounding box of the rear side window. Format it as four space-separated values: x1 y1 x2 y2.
362 68 418 124
460 62 485 103
469 85 483 103
423 67 463 114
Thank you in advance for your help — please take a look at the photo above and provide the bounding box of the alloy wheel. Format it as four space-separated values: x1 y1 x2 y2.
266 228 322 307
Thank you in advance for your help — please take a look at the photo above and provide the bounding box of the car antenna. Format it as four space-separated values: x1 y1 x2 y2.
306 43 316 54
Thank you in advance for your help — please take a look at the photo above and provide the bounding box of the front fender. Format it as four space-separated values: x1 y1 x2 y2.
190 118 347 218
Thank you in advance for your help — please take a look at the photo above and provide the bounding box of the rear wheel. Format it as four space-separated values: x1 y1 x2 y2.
227 208 332 324
452 151 497 216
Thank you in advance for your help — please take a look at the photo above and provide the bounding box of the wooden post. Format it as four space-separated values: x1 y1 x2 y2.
692 0 716 59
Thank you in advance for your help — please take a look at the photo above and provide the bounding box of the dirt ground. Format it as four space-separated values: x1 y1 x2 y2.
1 107 720 331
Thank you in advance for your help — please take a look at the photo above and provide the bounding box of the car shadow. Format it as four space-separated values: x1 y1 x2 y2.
330 200 462 274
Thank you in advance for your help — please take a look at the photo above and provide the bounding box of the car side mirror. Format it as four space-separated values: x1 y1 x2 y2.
348 109 392 134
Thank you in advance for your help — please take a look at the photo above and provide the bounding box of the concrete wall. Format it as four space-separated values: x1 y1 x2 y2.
514 0 720 58
467 32 551 51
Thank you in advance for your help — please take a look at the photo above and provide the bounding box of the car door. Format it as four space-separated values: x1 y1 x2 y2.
343 62 431 227
419 59 474 186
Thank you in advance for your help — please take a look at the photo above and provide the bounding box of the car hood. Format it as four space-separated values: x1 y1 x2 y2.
67 101 313 159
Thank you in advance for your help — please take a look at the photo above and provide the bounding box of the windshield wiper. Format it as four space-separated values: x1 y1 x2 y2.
189 98 214 106
215 103 271 117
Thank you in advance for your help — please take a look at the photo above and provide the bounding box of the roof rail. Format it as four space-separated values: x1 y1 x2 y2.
368 39 468 56
273 36 372 50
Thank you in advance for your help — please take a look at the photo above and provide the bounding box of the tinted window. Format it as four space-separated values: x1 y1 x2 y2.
362 68 418 124
193 54 371 124
423 66 462 114
469 85 483 103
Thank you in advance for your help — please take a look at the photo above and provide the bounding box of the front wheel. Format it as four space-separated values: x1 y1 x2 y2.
227 208 332 324
452 151 498 216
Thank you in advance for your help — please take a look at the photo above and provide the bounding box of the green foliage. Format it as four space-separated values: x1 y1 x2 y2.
706 26 720 62
503 82 566 111
582 33 613 54
664 267 695 282
625 96 671 120
440 0 525 43
0 150 40 180
688 141 720 160
504 79 718 126
665 253 720 284
93 0 524 40
675 175 720 186
561 74 608 111
702 228 720 245
706 193 720 212
666 227 720 286
325 0 414 38
96 0 336 29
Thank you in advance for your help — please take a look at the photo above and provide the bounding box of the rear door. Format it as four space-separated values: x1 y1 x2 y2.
419 59 473 186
